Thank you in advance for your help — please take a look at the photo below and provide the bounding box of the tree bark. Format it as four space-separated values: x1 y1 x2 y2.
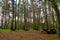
50 0 60 36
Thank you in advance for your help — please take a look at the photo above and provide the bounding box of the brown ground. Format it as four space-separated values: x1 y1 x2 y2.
0 30 57 40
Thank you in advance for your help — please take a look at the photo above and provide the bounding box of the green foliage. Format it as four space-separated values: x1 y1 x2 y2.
0 29 12 32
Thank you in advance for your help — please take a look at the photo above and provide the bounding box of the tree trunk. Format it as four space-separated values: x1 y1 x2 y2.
50 0 60 36
11 0 16 31
44 0 48 30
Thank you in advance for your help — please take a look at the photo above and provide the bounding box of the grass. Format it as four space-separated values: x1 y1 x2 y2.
15 29 25 32
0 29 12 32
0 29 25 32
51 35 60 40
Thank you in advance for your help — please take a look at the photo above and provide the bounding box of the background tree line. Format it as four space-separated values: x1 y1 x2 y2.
0 0 60 36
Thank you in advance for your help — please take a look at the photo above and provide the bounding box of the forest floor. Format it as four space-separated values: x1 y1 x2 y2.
0 30 59 40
